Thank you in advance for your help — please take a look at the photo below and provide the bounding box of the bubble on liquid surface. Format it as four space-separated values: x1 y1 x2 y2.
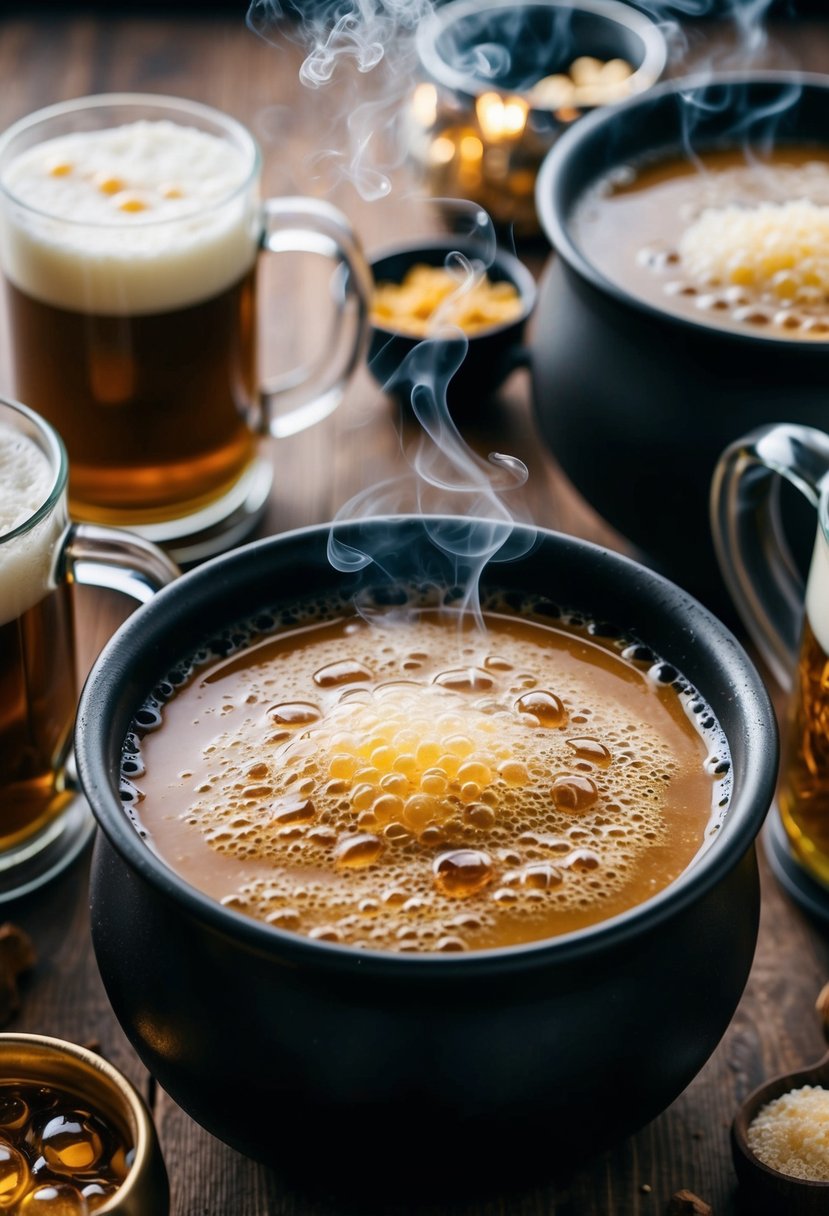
433 850 494 897
0 1139 29 1205
18 1182 89 1214
0 1095 29 1133
551 775 599 812
566 737 612 767
37 1112 103 1173
515 690 568 728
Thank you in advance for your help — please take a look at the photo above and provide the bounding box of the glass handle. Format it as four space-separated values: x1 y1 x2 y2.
710 422 829 691
259 196 372 439
58 523 180 604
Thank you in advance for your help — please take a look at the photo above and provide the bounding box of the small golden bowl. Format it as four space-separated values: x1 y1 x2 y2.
0 1032 169 1215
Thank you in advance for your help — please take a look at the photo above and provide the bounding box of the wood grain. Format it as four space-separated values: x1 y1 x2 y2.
0 12 828 1215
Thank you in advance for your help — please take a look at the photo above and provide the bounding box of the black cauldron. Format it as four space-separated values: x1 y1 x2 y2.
531 72 829 616
76 518 776 1183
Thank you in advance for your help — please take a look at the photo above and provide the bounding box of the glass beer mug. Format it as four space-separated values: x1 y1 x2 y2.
0 93 372 564
712 422 829 887
0 395 178 900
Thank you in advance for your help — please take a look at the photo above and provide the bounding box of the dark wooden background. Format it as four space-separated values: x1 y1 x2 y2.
1 10 828 1215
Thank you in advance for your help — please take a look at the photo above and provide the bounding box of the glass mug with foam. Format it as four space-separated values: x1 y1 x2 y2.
0 94 372 564
0 395 178 900
712 423 829 887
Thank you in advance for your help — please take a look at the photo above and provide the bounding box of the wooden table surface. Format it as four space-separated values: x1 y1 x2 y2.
2 9 829 1215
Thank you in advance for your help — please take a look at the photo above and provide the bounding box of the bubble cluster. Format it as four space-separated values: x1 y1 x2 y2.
0 1081 132 1214
129 601 729 953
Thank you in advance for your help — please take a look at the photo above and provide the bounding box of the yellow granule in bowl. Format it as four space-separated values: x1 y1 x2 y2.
747 1084 829 1181
679 199 829 304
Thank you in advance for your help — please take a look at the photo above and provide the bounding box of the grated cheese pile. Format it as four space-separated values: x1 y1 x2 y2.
371 264 523 337
747 1084 829 1181
679 199 829 304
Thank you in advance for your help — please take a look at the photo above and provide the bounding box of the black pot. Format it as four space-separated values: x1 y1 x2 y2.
76 518 776 1180
531 72 829 617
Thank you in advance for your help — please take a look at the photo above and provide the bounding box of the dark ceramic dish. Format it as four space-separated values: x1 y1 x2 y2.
76 518 776 1178
368 238 536 413
531 72 829 616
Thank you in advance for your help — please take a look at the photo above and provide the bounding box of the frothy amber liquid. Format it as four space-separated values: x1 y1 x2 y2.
129 608 727 953
6 272 258 525
0 588 77 848
779 614 829 883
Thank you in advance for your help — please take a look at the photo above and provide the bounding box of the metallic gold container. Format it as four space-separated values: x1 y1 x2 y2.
0 1032 169 1215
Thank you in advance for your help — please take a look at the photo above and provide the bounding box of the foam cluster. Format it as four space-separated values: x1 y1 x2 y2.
0 422 58 626
0 120 256 315
806 528 829 655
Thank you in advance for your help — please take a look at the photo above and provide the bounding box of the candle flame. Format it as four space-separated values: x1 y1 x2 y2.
459 134 484 162
475 92 529 142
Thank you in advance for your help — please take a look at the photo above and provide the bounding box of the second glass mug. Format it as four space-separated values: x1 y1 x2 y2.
0 93 373 564
0 395 177 902
712 422 829 887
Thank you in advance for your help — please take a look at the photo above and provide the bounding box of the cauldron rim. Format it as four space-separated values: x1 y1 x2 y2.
535 68 829 352
76 516 777 978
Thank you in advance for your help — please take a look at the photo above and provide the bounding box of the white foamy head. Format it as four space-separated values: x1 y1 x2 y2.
806 522 829 655
0 421 60 625
0 120 259 315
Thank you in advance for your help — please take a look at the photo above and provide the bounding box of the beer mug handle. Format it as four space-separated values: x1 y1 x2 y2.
711 422 829 691
259 197 372 439
58 523 180 604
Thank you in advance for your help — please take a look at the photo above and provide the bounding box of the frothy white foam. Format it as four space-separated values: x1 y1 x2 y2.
806 525 829 655
0 121 258 315
0 422 59 625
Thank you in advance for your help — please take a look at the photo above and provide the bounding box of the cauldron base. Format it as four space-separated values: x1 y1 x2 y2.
210 1108 636 1206
764 806 829 926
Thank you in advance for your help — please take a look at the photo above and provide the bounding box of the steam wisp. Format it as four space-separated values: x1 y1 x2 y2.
248 0 797 620
248 0 436 202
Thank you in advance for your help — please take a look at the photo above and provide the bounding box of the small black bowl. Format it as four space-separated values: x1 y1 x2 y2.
368 237 536 414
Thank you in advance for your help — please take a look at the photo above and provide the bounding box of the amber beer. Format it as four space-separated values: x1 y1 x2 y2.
778 529 829 884
0 425 77 848
6 274 258 520
0 110 261 532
